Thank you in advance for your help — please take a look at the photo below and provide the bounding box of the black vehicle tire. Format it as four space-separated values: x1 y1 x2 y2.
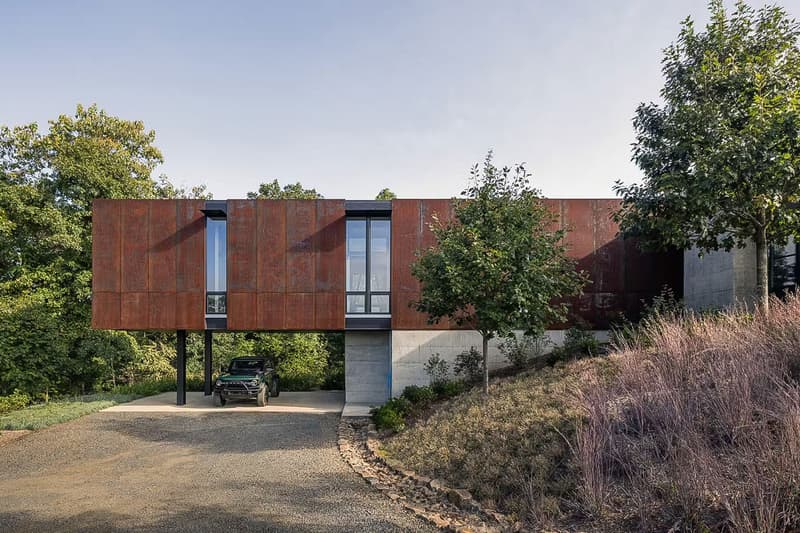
256 385 268 407
270 377 280 397
213 393 226 407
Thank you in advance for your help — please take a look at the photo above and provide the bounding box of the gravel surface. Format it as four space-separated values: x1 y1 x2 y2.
0 404 436 532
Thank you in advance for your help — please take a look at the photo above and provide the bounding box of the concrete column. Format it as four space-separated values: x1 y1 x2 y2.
345 331 391 404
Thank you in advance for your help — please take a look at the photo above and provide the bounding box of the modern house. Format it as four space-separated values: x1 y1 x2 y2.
91 198 682 405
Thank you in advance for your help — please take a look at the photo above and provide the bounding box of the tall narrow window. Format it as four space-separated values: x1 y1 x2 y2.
346 217 390 314
206 218 227 314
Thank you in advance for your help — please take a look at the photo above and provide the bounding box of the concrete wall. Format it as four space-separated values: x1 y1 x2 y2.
345 331 391 404
389 329 607 397
684 242 756 310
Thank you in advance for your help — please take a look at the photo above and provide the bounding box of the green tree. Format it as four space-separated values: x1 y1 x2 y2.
0 105 188 395
412 153 586 394
375 188 397 200
247 179 322 199
614 1 800 310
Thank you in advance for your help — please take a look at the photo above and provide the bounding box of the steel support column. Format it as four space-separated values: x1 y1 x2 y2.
204 330 213 396
177 330 187 406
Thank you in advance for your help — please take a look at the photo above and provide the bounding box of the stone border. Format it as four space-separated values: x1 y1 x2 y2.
338 417 519 532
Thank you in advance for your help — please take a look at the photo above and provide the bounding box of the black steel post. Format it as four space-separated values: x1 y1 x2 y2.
177 330 186 406
204 330 213 396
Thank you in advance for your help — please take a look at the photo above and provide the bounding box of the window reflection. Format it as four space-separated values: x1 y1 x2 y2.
346 217 390 314
206 218 226 314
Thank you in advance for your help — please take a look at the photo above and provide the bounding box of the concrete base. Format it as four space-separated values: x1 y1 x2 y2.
341 403 374 417
684 242 758 311
345 331 391 404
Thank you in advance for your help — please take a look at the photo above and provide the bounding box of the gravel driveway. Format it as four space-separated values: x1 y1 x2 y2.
0 392 435 532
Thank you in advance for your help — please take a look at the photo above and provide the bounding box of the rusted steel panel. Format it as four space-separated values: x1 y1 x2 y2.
175 292 204 330
286 293 315 330
592 200 625 293
562 199 595 261
176 200 205 292
256 200 286 292
92 292 120 329
121 292 149 330
420 199 452 249
148 201 177 292
541 199 563 233
121 200 149 291
257 292 285 330
391 200 421 295
92 200 121 292
315 292 344 330
227 292 257 330
392 291 422 329
315 200 346 293
286 200 316 293
148 292 177 330
228 200 257 291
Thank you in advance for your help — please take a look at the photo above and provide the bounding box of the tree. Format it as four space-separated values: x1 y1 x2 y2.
375 188 397 200
614 1 800 310
412 153 586 394
247 179 322 199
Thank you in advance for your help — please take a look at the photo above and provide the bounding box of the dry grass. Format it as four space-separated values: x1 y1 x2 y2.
385 295 800 531
578 294 800 531
383 357 612 524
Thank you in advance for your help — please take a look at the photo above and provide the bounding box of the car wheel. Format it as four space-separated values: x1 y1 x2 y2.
270 377 280 397
256 385 268 407
213 393 226 407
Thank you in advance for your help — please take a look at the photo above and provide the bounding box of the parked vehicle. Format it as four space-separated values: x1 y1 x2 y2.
213 357 280 407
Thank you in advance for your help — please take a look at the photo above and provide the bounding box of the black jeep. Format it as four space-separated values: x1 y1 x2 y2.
213 357 280 407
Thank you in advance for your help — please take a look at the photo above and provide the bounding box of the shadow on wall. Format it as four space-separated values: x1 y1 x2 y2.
389 329 608 397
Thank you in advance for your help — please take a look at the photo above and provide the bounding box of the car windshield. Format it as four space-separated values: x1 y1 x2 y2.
229 360 263 373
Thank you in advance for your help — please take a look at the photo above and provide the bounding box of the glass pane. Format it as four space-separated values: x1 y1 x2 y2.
347 294 366 313
206 219 227 292
371 294 390 314
206 293 227 314
370 220 391 291
346 220 367 291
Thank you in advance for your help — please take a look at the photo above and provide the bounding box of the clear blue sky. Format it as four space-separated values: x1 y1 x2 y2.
3 1 799 200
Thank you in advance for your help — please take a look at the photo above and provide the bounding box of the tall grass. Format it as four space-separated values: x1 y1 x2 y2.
577 294 800 531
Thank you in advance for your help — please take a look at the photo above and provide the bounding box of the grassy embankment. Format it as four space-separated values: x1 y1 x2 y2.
383 295 800 532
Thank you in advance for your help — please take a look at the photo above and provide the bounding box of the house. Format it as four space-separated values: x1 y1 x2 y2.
91 198 682 405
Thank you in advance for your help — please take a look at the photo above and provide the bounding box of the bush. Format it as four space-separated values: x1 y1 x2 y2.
500 334 551 369
424 353 450 386
454 346 484 383
560 327 600 358
372 404 406 432
433 379 465 399
0 389 31 414
401 385 435 409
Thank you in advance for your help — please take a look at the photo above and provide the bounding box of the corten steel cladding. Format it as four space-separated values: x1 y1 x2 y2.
92 199 205 331
226 199 346 331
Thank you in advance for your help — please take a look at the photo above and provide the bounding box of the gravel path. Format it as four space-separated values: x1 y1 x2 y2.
0 401 436 532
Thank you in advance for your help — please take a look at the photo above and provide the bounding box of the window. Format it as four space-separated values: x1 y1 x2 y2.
206 217 227 314
770 238 798 298
346 217 390 314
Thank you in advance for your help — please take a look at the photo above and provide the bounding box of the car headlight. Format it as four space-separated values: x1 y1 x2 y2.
215 379 222 387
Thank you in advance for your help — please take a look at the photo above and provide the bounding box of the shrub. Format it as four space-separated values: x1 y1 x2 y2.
433 379 465 399
0 389 31 414
372 403 405 432
500 334 551 369
454 346 484 383
560 327 600 358
401 385 435 408
372 397 412 432
424 353 450 386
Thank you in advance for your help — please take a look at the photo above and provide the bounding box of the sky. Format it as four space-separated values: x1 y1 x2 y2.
2 1 800 200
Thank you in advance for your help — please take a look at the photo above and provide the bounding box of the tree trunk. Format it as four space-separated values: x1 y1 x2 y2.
755 226 769 312
482 335 489 395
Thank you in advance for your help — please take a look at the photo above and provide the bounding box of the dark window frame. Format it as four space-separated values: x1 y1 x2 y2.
769 240 799 297
346 216 390 314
